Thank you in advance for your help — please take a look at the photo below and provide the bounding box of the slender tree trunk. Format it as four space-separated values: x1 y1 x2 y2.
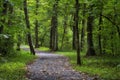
75 0 81 65
111 32 114 54
80 3 86 51
72 14 77 50
98 2 103 54
17 34 21 51
23 0 35 55
86 5 96 56
98 13 102 54
110 2 117 54
35 0 39 48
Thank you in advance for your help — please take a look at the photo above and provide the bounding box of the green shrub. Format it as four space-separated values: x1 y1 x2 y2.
0 50 36 80
0 34 14 56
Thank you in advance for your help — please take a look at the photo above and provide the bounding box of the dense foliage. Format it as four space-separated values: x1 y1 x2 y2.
0 0 120 55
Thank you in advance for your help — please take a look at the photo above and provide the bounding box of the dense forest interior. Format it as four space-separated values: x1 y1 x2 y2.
0 0 120 80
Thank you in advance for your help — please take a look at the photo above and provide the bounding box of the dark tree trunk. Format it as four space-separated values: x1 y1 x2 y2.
86 5 96 56
17 33 21 51
80 3 86 51
98 13 102 54
23 0 35 55
35 0 39 48
17 35 21 51
50 0 59 51
110 2 117 54
98 2 103 54
111 32 114 54
72 14 77 50
75 0 81 65
0 1 8 34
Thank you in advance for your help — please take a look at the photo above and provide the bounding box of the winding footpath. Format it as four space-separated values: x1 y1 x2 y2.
25 49 97 80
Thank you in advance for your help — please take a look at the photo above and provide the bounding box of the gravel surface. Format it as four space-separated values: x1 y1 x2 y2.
25 49 98 80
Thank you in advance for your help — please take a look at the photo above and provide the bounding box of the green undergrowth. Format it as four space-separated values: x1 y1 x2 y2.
56 51 120 80
0 50 36 80
37 47 50 52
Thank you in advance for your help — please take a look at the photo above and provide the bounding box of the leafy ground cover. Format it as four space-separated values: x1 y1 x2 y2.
0 50 36 80
56 51 120 80
37 47 50 52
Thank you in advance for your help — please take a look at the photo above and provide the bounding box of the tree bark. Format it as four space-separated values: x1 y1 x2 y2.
72 14 77 50
86 5 96 56
98 13 102 54
50 0 59 51
35 0 39 48
23 0 35 55
98 2 103 54
75 0 81 65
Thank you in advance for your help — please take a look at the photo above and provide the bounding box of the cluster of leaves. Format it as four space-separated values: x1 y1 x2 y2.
0 34 14 56
0 0 25 56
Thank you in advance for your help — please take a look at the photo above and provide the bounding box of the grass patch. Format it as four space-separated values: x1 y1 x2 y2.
56 51 120 80
37 47 50 52
0 50 36 80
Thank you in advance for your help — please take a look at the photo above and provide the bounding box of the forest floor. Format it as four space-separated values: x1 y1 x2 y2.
23 48 97 80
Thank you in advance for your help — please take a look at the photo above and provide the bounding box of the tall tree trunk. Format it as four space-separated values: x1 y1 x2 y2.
111 1 117 54
80 3 86 51
98 13 102 54
86 5 96 56
23 0 35 55
75 0 81 65
98 2 103 54
0 1 8 34
50 0 59 51
35 0 39 48
72 14 77 50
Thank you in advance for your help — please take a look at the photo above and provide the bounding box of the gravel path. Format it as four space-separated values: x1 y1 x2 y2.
26 49 97 80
